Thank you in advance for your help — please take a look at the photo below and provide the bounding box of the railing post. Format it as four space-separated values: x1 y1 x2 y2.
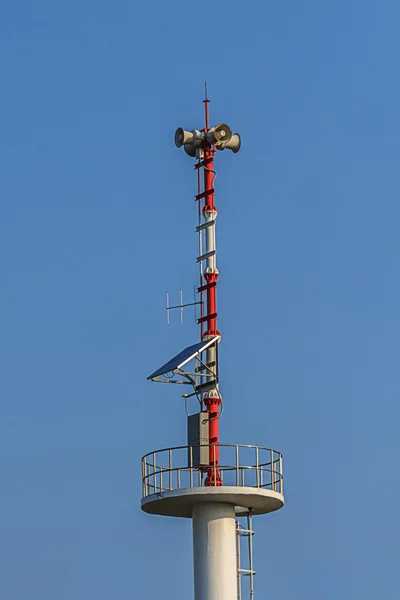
279 453 283 494
269 450 275 492
153 453 157 493
169 449 172 490
190 446 193 487
213 445 216 486
236 445 239 486
256 447 260 487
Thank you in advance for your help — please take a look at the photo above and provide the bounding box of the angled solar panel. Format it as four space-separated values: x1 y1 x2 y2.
148 336 219 380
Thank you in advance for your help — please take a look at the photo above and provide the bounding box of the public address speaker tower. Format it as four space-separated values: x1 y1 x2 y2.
141 92 284 600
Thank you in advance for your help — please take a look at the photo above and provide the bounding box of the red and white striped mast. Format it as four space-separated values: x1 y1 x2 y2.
198 92 224 486
177 90 240 485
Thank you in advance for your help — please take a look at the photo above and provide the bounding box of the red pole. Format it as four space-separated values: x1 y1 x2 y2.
201 98 222 486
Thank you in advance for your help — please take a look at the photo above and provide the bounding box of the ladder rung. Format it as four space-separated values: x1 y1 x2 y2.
237 570 256 576
195 188 214 200
195 361 216 372
194 157 213 169
196 219 215 232
196 250 215 263
197 281 217 293
197 312 217 324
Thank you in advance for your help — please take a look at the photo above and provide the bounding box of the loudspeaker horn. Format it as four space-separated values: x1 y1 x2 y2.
217 133 241 153
191 130 204 148
206 123 232 146
184 144 197 157
175 128 193 148
175 128 204 149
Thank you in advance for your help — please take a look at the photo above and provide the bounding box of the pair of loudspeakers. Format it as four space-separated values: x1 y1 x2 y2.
216 133 241 153
206 124 241 153
174 124 241 155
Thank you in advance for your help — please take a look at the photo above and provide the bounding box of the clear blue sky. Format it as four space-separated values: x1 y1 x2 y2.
1 1 399 598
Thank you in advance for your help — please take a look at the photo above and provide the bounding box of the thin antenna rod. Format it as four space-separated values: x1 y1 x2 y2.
203 82 210 130
166 291 170 325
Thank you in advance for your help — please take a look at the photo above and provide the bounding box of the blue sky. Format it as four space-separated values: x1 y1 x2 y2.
1 0 399 598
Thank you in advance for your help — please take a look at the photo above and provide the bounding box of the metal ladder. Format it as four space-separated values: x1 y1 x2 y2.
236 513 256 600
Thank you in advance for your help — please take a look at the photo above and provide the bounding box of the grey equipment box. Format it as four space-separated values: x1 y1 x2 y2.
187 411 209 468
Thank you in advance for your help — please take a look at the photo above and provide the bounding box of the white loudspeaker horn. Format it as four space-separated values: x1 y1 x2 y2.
217 133 241 153
206 123 232 146
175 128 204 149
184 144 197 157
175 128 193 148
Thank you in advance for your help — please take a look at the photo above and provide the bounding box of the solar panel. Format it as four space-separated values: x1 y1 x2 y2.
148 336 219 380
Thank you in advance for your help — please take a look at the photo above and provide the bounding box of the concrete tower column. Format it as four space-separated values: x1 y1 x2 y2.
192 503 237 600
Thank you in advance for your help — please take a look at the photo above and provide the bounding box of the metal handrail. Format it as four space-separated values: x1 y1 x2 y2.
141 444 283 498
143 472 280 494
142 443 282 460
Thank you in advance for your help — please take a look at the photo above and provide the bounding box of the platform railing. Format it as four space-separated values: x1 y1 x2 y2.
141 444 283 498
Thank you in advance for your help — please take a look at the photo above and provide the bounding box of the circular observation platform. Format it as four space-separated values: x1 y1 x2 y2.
141 444 284 518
